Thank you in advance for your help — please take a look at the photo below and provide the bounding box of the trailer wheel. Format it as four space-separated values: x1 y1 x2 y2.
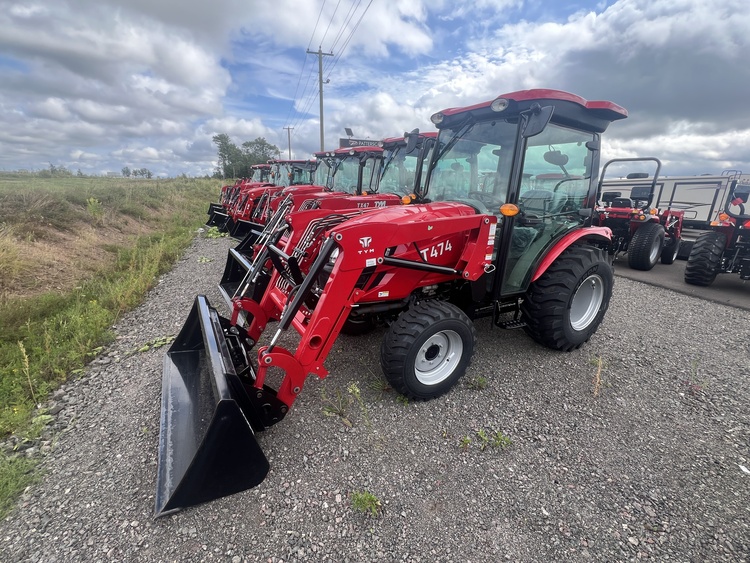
660 236 681 265
522 245 613 351
380 301 476 400
684 232 726 286
628 222 665 270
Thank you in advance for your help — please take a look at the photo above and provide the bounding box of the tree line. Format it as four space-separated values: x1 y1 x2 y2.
213 134 281 179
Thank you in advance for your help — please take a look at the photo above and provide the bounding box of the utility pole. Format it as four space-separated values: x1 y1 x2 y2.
283 126 294 159
306 46 334 151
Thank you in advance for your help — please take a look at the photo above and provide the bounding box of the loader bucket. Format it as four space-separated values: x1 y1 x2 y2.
229 218 262 240
206 204 227 227
155 295 269 517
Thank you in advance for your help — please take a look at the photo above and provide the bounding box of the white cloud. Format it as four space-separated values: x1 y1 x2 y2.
1 0 750 176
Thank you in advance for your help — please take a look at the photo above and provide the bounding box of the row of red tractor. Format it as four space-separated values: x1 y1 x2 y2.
155 89 750 517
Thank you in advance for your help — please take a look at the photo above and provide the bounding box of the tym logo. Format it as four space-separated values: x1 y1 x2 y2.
359 237 372 248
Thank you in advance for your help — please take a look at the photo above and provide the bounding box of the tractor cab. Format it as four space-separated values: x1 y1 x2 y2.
416 90 623 296
377 132 438 196
270 159 318 187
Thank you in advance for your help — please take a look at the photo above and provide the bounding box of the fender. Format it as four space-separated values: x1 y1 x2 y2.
531 226 612 282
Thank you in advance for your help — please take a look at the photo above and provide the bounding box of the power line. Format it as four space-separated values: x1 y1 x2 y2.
285 0 328 128
324 0 374 81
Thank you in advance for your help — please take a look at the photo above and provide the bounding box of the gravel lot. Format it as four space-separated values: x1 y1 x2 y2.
1 232 749 562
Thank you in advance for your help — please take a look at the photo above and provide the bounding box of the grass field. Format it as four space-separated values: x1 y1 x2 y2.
0 174 222 516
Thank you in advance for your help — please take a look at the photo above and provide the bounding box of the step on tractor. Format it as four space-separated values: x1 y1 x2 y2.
224 159 323 238
218 133 438 312
206 164 273 227
595 159 685 270
684 180 750 285
156 89 632 516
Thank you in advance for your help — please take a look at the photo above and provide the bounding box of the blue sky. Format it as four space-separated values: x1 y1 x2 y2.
1 0 749 177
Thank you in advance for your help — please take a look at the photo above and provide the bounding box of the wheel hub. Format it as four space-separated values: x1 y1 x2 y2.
570 274 604 331
415 330 463 386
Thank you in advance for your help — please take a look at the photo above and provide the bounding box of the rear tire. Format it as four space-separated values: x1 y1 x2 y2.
684 232 725 286
628 222 665 270
522 245 613 351
380 301 476 400
660 236 681 265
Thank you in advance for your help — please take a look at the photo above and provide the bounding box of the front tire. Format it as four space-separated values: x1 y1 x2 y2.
684 232 726 286
660 235 681 265
628 222 665 270
380 301 476 400
522 245 613 351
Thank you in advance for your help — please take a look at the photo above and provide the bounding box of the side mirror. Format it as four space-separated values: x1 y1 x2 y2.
523 104 554 138
404 128 419 154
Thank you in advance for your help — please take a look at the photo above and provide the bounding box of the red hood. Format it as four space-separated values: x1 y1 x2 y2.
332 201 479 228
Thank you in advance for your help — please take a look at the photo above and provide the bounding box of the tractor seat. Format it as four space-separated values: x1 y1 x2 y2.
519 189 553 215
611 197 633 208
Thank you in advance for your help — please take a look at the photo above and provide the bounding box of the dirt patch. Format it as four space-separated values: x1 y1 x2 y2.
0 217 158 299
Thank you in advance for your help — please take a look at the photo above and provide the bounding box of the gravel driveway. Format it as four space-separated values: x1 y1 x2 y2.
1 233 748 562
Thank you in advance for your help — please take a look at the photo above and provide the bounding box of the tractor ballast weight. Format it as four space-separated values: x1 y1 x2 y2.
158 89 629 515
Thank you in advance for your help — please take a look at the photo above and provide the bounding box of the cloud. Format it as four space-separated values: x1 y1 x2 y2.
1 0 749 176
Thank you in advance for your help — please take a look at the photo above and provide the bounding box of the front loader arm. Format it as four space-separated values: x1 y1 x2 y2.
251 211 497 408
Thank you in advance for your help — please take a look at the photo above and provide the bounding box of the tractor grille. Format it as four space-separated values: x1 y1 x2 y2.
298 199 321 211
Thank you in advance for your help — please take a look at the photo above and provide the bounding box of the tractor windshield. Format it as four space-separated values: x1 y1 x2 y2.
379 143 423 195
330 155 379 194
429 117 598 294
250 166 270 183
314 158 333 188
428 120 594 219
273 162 316 187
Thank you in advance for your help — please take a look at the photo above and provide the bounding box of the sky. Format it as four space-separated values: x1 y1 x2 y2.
1 0 749 178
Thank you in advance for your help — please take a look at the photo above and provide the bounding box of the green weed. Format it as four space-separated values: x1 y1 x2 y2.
204 226 227 238
351 490 382 517
467 376 488 390
321 388 352 427
0 454 38 519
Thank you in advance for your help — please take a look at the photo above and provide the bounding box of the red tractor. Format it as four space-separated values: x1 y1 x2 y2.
224 159 323 237
206 164 274 227
595 158 684 270
218 133 438 310
156 89 635 516
684 180 750 285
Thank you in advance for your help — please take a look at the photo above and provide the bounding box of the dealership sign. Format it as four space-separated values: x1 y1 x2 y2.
339 138 381 148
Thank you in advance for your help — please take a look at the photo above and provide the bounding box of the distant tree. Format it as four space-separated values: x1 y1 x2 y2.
213 133 236 178
213 134 280 178
242 137 280 169
143 168 152 179
77 168 84 177
122 166 131 178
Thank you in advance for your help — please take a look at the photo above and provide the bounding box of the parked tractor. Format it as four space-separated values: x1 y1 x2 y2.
218 133 438 311
156 89 633 516
684 180 750 285
224 159 323 238
206 164 273 227
594 159 684 270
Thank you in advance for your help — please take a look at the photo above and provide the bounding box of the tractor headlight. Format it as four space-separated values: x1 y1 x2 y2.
328 247 340 265
491 98 509 112
430 112 445 125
